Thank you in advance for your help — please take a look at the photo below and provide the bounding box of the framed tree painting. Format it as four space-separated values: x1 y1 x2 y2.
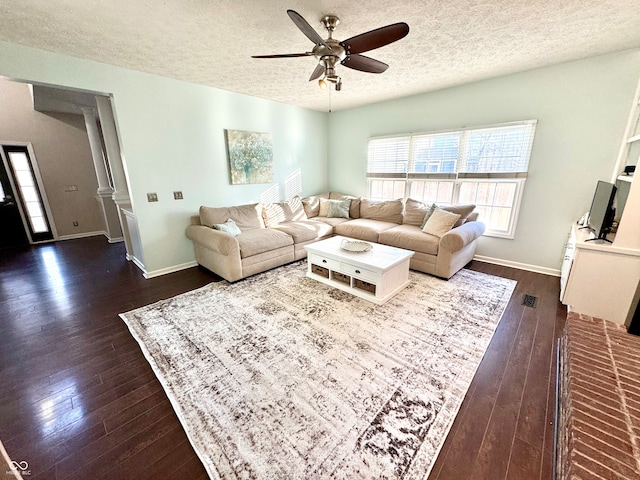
225 129 274 185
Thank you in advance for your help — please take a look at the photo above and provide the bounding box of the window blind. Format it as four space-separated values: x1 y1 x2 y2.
410 132 460 174
459 122 537 173
367 120 537 177
367 137 410 177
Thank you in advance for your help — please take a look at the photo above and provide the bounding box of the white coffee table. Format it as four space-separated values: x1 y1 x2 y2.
304 236 414 305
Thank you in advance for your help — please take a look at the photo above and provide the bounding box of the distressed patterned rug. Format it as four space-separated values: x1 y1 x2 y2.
120 261 515 479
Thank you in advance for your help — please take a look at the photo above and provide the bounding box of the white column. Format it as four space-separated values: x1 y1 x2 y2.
95 95 130 205
82 107 123 242
81 107 112 195
95 95 136 260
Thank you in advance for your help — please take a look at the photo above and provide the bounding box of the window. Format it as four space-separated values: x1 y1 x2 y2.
2 145 54 242
367 121 536 238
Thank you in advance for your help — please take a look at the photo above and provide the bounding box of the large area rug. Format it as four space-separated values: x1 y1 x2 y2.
120 261 516 479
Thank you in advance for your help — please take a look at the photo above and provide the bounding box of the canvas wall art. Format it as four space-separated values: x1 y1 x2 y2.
225 129 274 185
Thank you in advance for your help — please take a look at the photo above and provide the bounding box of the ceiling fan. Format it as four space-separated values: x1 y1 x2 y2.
252 10 409 91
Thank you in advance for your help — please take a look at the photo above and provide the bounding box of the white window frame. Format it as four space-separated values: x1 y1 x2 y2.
367 121 536 239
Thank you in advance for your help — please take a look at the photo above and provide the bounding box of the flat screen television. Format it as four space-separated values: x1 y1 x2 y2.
586 180 617 242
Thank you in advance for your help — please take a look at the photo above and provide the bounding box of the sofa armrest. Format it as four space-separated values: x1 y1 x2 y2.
185 225 239 256
439 221 486 253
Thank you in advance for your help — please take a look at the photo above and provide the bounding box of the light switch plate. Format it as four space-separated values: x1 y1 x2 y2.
173 191 183 200
147 193 158 202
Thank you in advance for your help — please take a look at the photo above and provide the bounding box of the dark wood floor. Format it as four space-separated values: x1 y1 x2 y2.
0 236 565 479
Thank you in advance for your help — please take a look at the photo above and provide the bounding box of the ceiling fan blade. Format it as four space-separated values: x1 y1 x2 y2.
251 53 312 58
309 63 325 81
341 22 409 54
341 54 389 73
287 9 331 49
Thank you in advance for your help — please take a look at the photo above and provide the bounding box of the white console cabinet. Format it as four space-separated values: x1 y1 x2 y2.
561 225 640 325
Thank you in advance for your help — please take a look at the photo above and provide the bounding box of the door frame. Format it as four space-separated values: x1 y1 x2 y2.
0 141 58 244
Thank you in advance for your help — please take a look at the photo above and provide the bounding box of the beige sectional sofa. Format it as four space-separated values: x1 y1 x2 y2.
185 192 485 282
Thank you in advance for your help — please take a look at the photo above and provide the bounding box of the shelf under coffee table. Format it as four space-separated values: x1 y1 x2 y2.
303 236 415 305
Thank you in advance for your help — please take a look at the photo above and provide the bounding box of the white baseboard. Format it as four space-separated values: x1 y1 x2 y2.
473 255 561 277
57 231 108 241
126 254 147 275
143 261 199 279
107 236 124 244
129 254 556 281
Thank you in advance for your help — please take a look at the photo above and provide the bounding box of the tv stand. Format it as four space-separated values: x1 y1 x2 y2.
561 224 640 325
584 236 612 244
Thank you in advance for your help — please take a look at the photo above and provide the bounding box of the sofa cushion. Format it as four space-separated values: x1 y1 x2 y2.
442 204 476 227
262 196 307 227
378 224 440 255
418 203 476 228
312 217 350 227
404 198 430 226
329 193 361 218
200 203 264 230
270 220 333 243
302 193 330 218
212 218 241 236
236 228 293 258
359 198 403 224
319 198 351 218
422 208 461 237
334 218 397 243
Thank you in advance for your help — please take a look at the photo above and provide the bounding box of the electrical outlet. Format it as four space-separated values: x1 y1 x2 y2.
147 193 158 202
173 191 183 200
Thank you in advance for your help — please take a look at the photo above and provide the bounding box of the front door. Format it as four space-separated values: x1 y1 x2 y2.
1 145 54 247
0 155 29 248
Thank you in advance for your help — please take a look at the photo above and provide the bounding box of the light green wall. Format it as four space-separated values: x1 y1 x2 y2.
0 41 328 274
1 39 638 275
328 50 640 273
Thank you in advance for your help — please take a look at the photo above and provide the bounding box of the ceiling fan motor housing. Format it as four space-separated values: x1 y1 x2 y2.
312 40 346 63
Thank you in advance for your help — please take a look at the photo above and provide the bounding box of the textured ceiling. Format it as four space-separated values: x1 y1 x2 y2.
1 0 640 112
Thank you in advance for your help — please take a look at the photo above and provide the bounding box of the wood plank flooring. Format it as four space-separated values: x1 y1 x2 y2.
0 236 565 479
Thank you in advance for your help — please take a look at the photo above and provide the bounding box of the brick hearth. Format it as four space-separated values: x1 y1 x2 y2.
557 312 640 479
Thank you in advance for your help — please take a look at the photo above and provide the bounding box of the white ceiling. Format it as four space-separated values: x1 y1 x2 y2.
1 0 640 112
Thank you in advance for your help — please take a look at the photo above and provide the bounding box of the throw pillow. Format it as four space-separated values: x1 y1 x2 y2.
212 218 242 236
302 193 330 218
329 193 361 218
318 198 331 217
319 198 351 219
422 208 461 237
420 203 438 229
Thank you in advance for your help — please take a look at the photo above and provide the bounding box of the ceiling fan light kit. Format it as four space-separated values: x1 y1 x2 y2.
252 9 409 92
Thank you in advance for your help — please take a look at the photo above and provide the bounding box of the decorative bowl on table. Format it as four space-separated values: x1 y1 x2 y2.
340 239 373 253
